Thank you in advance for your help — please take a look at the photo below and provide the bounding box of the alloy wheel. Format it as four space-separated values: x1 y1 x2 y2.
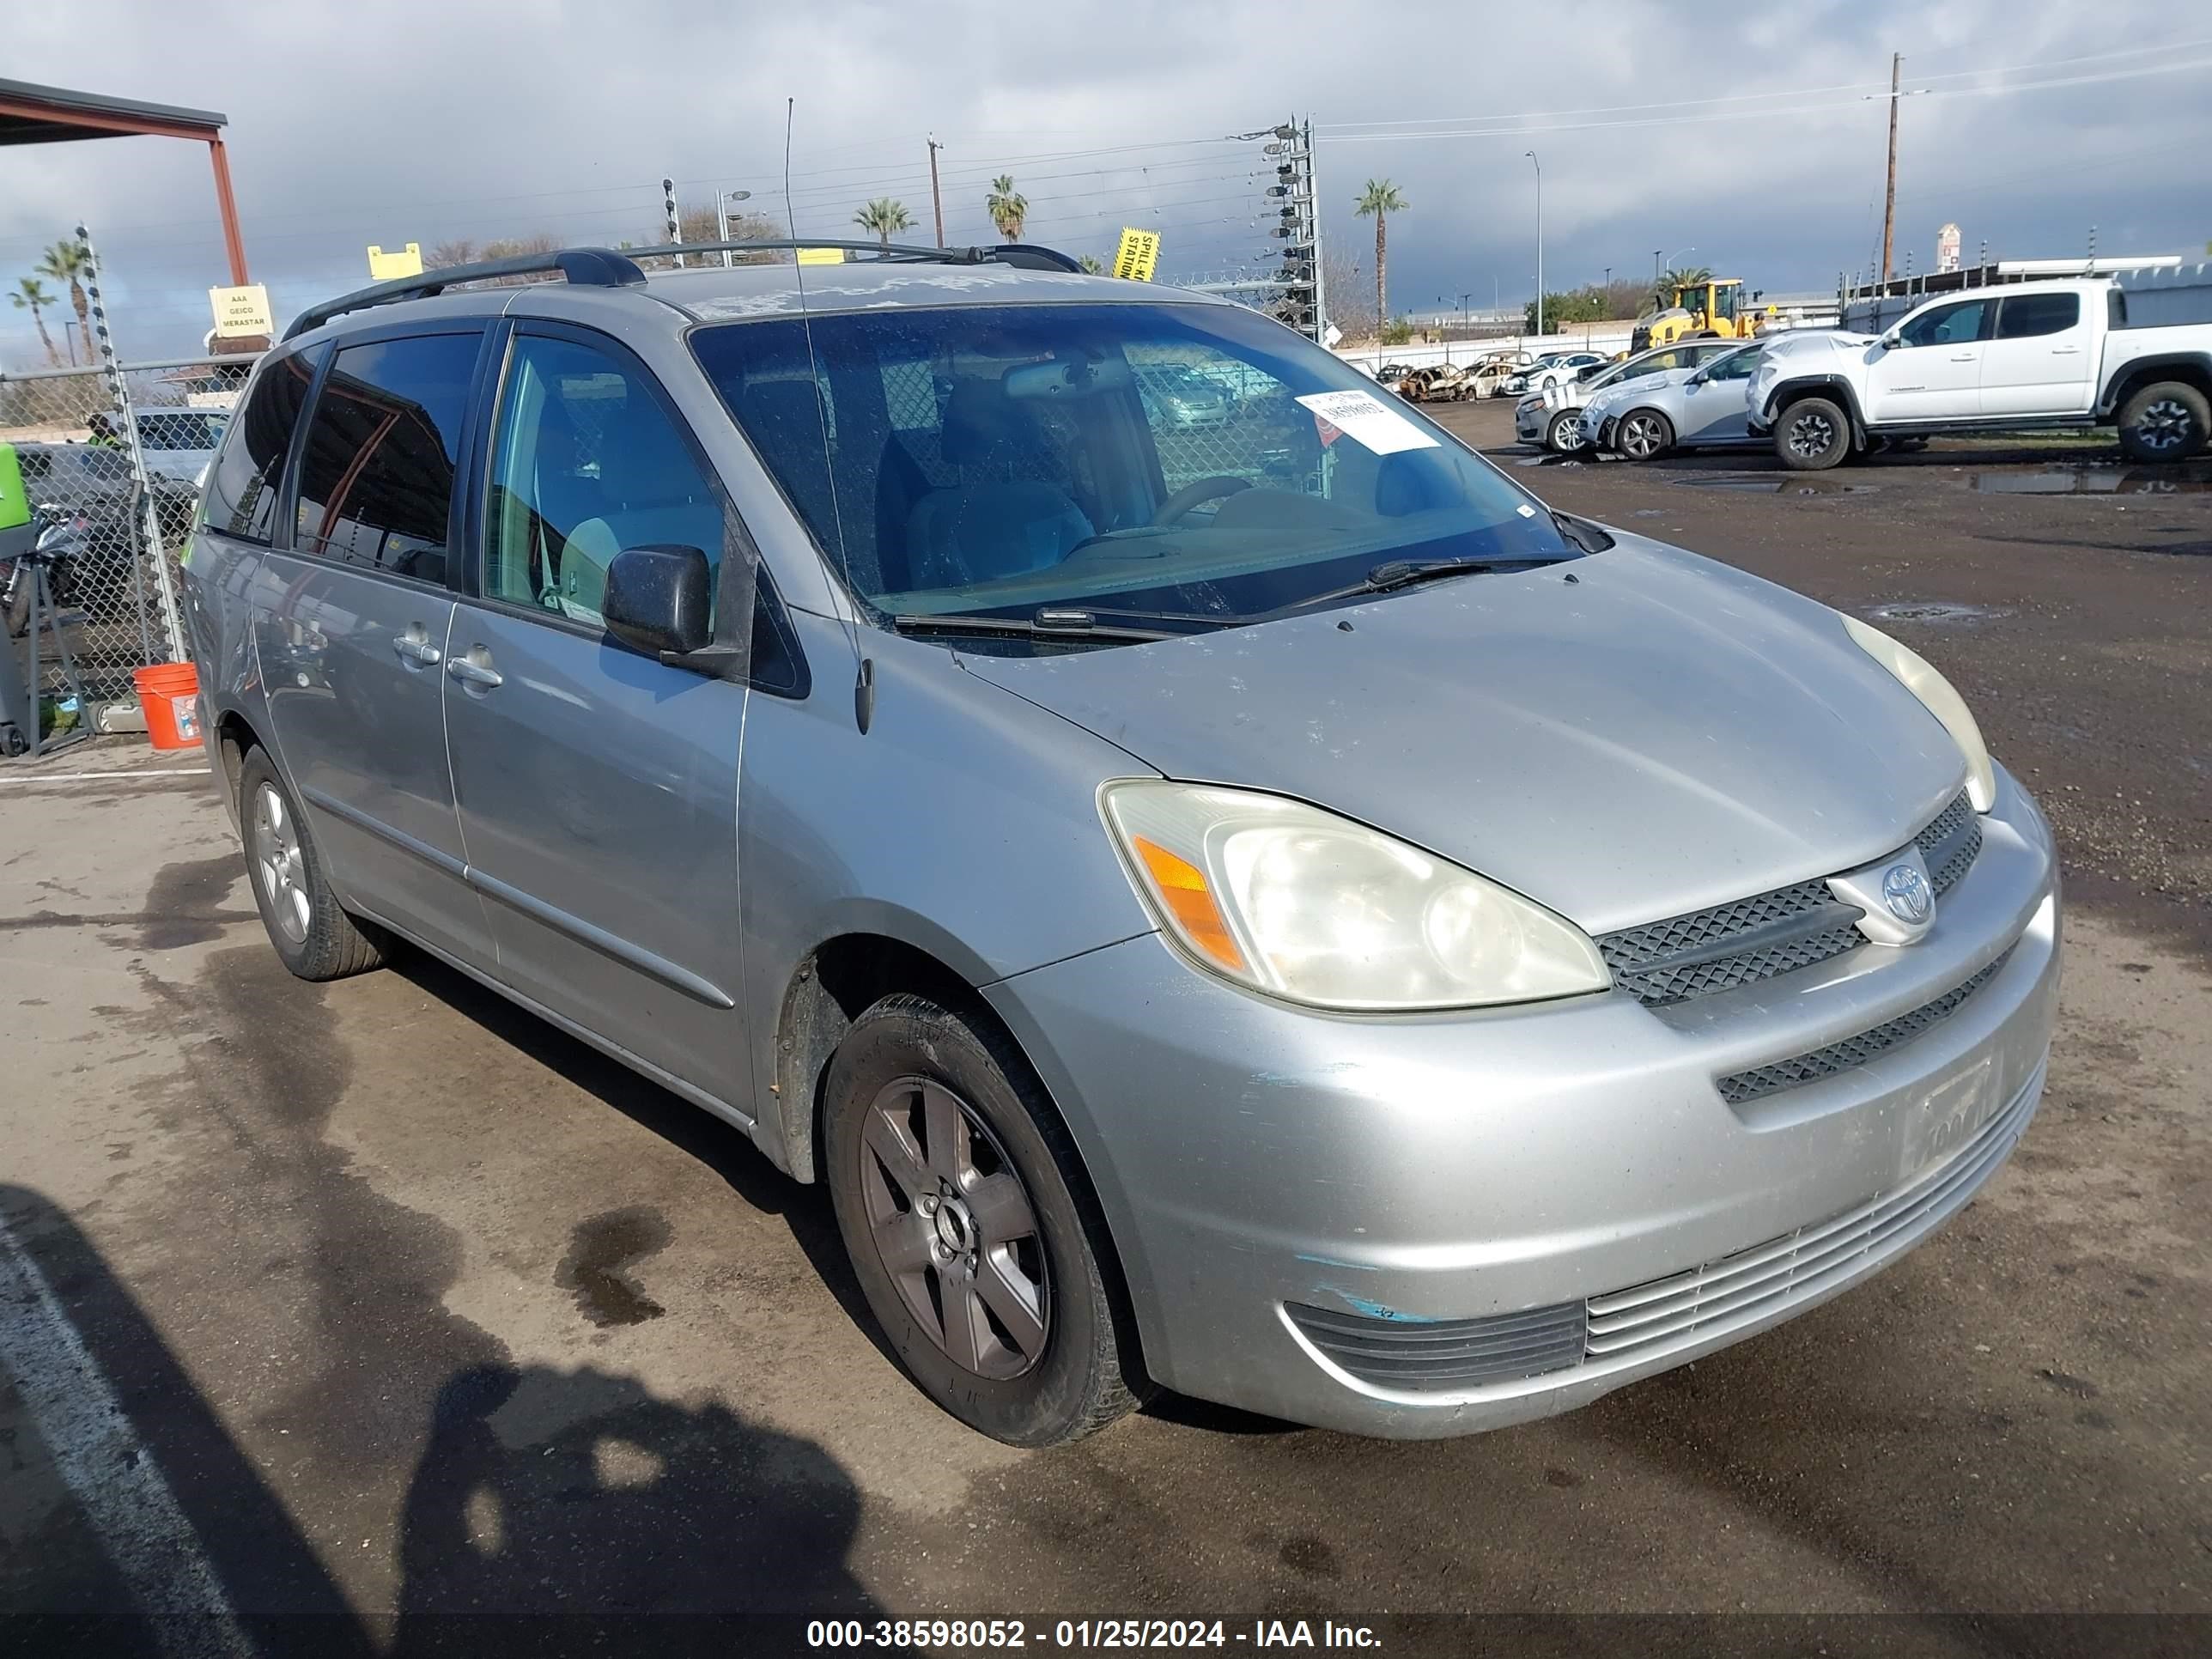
1787 409 1837 460
1620 413 1666 459
252 782 311 944
1551 414 1587 453
2136 398 2193 453
857 1076 1050 1379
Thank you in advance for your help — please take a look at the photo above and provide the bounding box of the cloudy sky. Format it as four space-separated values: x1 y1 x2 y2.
4 0 2209 359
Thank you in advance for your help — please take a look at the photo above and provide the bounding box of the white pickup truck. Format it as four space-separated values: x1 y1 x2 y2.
1747 270 2212 471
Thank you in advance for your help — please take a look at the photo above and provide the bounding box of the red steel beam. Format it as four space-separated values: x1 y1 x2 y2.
0 93 222 143
207 137 250 285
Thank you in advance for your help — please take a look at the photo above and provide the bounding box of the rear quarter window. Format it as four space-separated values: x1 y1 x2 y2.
204 348 323 544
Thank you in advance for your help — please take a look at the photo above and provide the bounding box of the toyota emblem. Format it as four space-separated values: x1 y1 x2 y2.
1882 862 1933 925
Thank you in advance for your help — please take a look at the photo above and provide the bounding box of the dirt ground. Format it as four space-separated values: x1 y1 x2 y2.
3 402 2208 1656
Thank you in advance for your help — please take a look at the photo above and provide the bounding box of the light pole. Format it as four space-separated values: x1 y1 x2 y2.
1661 246 1697 290
1525 150 1543 337
716 190 753 267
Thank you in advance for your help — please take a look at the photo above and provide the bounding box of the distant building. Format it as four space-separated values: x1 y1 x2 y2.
1936 223 1962 274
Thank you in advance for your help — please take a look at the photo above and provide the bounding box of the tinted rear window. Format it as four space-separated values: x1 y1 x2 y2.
204 348 321 544
1996 294 2080 339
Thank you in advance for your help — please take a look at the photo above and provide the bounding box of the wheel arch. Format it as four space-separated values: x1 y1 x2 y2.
775 927 1156 1387
1767 375 1868 446
2100 354 2212 417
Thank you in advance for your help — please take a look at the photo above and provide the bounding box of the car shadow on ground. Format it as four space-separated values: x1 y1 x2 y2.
0 1184 880 1654
383 950 897 1364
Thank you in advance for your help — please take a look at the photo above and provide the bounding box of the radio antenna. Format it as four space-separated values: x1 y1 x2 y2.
782 96 872 729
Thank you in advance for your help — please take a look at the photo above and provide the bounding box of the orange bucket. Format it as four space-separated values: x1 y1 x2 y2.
133 660 203 751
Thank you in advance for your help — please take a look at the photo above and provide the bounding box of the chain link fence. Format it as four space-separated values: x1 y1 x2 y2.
1 354 257 708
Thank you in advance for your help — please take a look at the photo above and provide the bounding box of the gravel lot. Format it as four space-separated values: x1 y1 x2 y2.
4 400 2208 1654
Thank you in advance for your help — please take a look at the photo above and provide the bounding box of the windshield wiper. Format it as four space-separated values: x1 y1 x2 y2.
890 606 1221 643
1262 555 1555 617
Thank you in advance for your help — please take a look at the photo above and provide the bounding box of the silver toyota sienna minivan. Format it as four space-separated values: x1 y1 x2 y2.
184 243 2060 1446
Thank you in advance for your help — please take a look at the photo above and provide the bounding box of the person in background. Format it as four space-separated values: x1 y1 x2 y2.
83 413 120 448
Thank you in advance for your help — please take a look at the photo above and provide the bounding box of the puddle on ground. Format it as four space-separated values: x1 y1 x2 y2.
1866 601 2011 625
1972 464 2212 495
1675 476 1879 495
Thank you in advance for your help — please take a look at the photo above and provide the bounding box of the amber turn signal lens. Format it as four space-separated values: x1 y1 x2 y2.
1132 835 1246 971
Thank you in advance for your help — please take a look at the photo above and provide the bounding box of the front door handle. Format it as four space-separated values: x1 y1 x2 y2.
2051 345 2081 355
446 653 503 690
392 631 441 666
1948 352 1978 362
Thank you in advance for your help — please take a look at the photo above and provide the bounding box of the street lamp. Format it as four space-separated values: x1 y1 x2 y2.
716 190 754 267
1525 150 1543 337
1660 246 1697 291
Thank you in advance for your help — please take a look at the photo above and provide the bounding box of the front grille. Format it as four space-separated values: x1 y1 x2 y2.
1917 791 1984 896
1285 1300 1587 1392
1716 949 2011 1103
1598 791 1981 1008
1586 1059 2041 1365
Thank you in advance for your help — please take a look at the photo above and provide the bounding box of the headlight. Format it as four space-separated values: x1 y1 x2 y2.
1099 781 1609 1010
1842 616 1996 811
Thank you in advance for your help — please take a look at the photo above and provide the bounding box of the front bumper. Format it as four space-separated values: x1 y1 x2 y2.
988 766 2059 1437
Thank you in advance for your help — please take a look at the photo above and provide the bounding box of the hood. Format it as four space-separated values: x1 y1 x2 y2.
1760 327 1870 356
957 537 1967 934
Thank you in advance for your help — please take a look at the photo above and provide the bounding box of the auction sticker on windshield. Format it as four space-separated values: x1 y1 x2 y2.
1295 390 1440 455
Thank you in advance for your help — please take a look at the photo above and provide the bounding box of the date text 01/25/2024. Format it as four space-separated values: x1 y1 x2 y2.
806 1619 1382 1649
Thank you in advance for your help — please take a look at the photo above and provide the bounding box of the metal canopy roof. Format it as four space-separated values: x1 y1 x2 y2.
0 78 228 144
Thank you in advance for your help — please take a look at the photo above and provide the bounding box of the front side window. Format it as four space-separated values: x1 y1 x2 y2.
691 301 1573 640
1704 347 1762 382
138 410 228 451
205 347 320 544
294 333 477 580
482 334 726 629
1898 300 1991 349
1996 294 2081 339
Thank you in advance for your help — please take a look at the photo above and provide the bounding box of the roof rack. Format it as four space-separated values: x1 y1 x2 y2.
283 239 1086 341
283 247 646 340
623 238 1083 273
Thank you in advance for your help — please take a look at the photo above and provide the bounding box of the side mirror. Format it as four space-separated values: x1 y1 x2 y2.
1686 371 1709 387
1880 328 1904 349
603 544 714 664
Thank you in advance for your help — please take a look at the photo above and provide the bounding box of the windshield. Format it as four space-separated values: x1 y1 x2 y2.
691 301 1573 636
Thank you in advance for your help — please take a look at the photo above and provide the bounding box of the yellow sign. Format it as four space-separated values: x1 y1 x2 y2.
368 243 423 280
1113 228 1161 282
797 246 847 265
208 283 273 339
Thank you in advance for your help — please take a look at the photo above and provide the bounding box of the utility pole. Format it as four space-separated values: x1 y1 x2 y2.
1879 52 1901 283
927 137 946 247
1526 150 1543 337
1653 248 1662 286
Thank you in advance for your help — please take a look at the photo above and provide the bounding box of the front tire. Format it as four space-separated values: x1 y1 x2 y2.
1615 409 1674 462
238 747 385 981
1547 409 1588 453
2118 381 2209 462
824 994 1142 1447
1775 396 1852 471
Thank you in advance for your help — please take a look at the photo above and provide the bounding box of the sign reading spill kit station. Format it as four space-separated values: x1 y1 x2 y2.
1113 228 1160 283
208 283 274 339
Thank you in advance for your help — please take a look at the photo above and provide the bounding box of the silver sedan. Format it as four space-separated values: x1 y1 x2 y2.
1583 342 1771 460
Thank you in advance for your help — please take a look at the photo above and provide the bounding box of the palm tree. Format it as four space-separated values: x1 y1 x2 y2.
1657 264 1713 306
37 240 94 366
853 198 915 247
1353 180 1407 342
985 176 1027 241
10 277 61 365
1077 253 1104 275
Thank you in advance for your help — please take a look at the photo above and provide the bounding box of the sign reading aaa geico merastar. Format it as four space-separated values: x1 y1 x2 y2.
208 283 274 338
1113 228 1160 282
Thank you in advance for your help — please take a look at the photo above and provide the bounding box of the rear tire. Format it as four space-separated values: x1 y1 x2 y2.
2118 381 2209 462
1775 396 1852 471
238 747 385 981
1547 409 1588 453
1615 409 1674 462
824 994 1142 1448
